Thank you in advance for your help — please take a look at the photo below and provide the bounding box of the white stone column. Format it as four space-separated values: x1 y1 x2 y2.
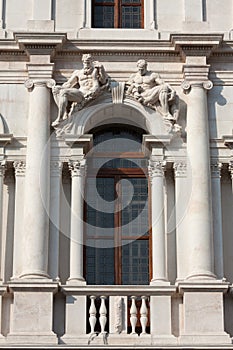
12 161 26 279
48 161 63 281
67 159 86 284
182 65 215 280
173 162 189 280
20 78 55 279
0 161 6 282
149 160 168 283
211 162 224 279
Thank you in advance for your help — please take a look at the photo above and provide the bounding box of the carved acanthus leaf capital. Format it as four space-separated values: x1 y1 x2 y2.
148 160 166 179
13 161 26 176
229 160 233 179
50 161 63 177
68 158 86 177
173 162 187 178
24 79 56 92
211 162 222 178
0 160 6 177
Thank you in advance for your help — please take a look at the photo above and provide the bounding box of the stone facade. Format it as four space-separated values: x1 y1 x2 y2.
0 0 232 348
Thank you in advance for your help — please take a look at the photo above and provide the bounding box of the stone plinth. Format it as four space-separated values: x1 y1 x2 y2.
7 282 58 345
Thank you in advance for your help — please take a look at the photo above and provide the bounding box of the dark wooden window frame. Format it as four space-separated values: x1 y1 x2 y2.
92 0 144 28
84 153 152 285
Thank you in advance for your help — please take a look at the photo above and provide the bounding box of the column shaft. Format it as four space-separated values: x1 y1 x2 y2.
211 162 224 279
68 159 86 284
149 160 167 283
48 161 62 280
0 162 5 281
174 162 189 280
183 77 215 279
12 161 26 278
21 80 54 279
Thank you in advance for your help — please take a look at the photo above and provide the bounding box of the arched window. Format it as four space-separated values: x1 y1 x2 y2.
92 0 144 28
84 125 151 285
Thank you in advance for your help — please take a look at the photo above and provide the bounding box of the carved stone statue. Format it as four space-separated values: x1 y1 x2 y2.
52 54 109 127
126 59 179 122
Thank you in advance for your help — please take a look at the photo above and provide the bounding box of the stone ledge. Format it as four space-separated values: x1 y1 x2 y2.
177 280 230 294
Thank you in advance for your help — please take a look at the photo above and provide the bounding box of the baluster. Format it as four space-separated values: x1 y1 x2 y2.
130 296 138 335
140 296 148 335
99 295 107 334
89 296 97 334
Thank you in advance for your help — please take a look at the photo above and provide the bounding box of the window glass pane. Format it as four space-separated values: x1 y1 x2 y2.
121 178 148 238
89 157 147 169
93 127 142 152
86 244 115 285
85 177 115 237
94 0 114 2
93 5 114 28
122 240 149 284
122 6 141 28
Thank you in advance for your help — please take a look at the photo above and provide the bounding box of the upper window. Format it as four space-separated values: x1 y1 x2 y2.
92 0 144 28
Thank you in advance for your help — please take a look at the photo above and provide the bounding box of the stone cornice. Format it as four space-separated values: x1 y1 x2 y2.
14 32 67 59
170 33 223 59
0 33 230 68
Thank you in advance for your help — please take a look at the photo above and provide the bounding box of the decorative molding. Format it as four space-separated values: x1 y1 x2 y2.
68 159 86 178
13 161 26 177
111 81 125 104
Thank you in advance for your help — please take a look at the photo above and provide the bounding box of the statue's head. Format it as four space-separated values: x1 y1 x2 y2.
82 54 93 68
136 59 147 75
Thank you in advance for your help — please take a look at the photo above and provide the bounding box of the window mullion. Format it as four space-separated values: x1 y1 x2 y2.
114 0 120 28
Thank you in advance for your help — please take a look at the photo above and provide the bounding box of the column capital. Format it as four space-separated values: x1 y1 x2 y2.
50 161 63 177
24 78 56 92
229 160 233 179
13 160 26 177
68 159 87 178
0 160 6 175
211 162 222 178
173 162 187 178
148 160 166 179
181 65 213 93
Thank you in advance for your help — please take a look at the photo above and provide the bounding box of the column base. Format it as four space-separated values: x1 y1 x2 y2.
66 277 86 285
18 270 51 280
150 279 170 286
186 271 217 280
